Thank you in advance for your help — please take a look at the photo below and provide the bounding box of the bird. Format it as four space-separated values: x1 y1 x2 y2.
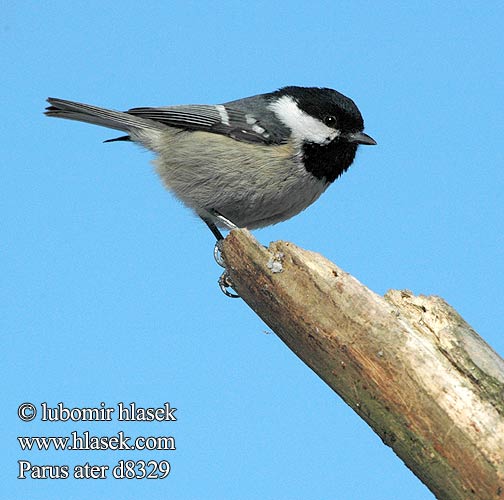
45 86 376 241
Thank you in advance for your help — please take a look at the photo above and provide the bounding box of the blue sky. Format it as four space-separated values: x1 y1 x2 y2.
3 2 503 499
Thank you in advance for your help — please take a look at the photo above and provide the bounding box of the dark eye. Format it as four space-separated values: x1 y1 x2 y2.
324 115 336 127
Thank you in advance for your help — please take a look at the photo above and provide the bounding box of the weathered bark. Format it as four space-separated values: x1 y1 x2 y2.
220 229 504 500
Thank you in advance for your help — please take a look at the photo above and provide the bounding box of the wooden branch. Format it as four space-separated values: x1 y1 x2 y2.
220 229 504 500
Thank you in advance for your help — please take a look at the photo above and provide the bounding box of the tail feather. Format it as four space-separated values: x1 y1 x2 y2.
45 98 165 133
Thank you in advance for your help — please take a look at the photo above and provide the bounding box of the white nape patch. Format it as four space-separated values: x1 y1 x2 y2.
215 105 230 126
268 95 339 144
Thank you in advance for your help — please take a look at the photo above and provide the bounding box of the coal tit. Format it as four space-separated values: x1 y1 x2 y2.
45 86 376 240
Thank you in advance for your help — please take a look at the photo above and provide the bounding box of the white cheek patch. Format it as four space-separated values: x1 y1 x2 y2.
268 95 339 144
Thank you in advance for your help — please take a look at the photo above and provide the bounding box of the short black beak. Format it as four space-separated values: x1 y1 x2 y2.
346 131 377 146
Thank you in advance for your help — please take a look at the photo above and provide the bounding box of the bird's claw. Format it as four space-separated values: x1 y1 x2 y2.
213 240 226 268
218 271 240 298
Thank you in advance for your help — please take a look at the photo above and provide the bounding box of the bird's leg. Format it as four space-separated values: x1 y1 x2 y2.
212 212 238 232
201 217 225 242
201 212 240 299
202 210 239 268
201 210 238 242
